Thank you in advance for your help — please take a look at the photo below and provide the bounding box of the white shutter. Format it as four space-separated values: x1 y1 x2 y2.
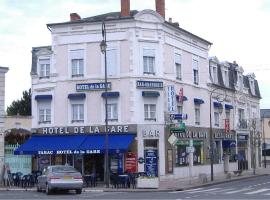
175 54 181 64
192 59 198 70
106 49 117 76
143 49 155 57
70 49 84 59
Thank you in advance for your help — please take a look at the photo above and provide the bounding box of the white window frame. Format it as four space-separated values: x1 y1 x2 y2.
225 110 230 119
69 99 86 124
144 104 156 121
143 49 155 75
212 65 218 84
195 105 200 125
238 75 243 90
192 57 199 85
106 98 119 122
69 48 85 78
175 53 182 80
222 68 229 87
72 103 84 122
214 110 220 127
250 79 255 95
39 58 50 78
38 101 51 124
106 48 117 77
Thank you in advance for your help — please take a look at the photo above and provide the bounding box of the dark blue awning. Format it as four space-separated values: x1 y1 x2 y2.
142 91 160 97
14 134 135 155
176 95 188 101
35 95 52 101
68 93 86 100
213 102 223 108
79 134 135 153
101 92 120 98
194 98 204 105
14 135 87 155
225 104 233 110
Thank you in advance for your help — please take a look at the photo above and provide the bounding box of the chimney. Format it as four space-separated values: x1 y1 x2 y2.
121 0 130 17
156 0 165 18
70 13 81 21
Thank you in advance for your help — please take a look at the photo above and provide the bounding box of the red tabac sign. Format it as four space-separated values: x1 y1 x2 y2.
125 152 137 173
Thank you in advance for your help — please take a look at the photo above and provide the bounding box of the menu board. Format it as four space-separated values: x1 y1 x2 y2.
145 149 158 177
125 152 137 173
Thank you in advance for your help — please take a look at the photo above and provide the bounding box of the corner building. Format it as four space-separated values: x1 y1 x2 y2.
16 0 257 184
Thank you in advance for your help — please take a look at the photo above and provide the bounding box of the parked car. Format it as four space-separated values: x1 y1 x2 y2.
37 165 83 195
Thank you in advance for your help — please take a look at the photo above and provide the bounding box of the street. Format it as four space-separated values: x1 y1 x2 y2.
1 175 270 199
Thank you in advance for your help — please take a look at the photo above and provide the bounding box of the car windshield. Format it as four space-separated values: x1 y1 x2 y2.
52 166 78 173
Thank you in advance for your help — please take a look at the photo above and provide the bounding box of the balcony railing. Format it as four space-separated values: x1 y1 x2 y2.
237 119 248 129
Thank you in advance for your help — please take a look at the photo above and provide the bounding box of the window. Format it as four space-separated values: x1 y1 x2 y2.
38 101 51 124
238 108 244 120
223 70 229 87
144 104 156 121
72 104 84 122
214 111 219 126
225 110 230 119
239 75 243 90
143 49 155 74
39 59 50 78
250 80 255 94
70 49 84 77
212 66 218 84
193 59 199 85
107 103 118 121
106 49 117 76
175 53 182 80
195 106 200 125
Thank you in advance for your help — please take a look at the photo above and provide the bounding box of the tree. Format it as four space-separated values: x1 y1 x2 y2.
7 89 31 116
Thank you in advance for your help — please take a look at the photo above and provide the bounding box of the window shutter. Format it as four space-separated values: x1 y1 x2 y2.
143 49 155 57
106 49 117 76
175 54 181 64
70 49 84 59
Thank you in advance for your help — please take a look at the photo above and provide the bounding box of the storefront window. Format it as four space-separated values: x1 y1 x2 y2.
213 141 221 164
175 140 204 167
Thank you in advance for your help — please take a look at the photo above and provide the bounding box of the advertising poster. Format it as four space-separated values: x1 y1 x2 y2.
125 152 137 173
145 149 158 177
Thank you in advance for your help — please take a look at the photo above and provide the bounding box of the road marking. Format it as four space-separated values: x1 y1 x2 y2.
225 187 254 194
245 188 270 194
169 188 203 193
187 188 221 193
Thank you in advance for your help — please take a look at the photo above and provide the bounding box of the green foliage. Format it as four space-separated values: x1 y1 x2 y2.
6 89 31 116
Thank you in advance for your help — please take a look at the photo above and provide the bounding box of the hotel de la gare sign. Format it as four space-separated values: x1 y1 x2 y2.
33 124 137 135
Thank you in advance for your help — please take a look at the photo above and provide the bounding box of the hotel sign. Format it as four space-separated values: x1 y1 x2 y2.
35 124 137 135
76 82 111 91
136 80 163 89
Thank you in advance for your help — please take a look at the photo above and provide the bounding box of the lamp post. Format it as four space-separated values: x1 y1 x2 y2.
209 87 226 181
100 21 109 188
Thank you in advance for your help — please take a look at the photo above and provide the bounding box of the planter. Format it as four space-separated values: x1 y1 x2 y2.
137 177 159 188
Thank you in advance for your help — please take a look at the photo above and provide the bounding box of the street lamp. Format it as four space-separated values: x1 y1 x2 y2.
100 21 109 188
209 87 226 181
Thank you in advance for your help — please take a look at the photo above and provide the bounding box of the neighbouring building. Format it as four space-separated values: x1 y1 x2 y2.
0 66 8 183
209 57 261 172
14 0 261 185
261 109 270 165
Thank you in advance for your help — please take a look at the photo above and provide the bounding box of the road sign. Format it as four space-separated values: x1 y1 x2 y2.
168 134 178 145
169 114 188 120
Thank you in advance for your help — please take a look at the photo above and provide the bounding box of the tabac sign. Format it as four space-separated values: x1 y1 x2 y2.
34 124 137 135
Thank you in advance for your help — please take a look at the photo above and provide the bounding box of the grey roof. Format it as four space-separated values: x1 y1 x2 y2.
209 61 261 99
261 109 270 118
47 10 139 27
31 46 52 75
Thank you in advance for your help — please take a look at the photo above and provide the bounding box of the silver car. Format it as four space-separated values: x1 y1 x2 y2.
37 165 83 195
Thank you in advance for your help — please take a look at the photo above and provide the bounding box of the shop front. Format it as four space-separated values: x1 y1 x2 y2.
166 126 237 179
14 124 137 182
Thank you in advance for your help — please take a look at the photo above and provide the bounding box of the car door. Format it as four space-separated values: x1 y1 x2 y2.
39 167 49 189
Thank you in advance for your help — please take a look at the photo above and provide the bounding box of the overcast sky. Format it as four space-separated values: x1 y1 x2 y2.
0 0 269 109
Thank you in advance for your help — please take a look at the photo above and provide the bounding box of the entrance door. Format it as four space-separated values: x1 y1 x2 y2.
84 154 104 181
144 139 158 177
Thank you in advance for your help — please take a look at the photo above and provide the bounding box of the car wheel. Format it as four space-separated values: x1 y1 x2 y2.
46 184 51 195
76 189 82 194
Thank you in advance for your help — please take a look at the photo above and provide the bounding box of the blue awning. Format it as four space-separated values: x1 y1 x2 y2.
194 98 204 105
225 104 233 110
35 95 52 101
14 135 87 155
68 93 86 100
79 134 135 153
142 91 160 97
213 102 223 108
176 95 188 101
101 92 120 98
14 134 135 155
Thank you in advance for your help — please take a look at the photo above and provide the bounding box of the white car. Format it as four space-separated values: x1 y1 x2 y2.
37 165 83 195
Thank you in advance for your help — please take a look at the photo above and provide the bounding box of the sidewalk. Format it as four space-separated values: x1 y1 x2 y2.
0 167 269 192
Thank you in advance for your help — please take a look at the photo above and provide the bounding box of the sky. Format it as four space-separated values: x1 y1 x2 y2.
0 0 270 109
